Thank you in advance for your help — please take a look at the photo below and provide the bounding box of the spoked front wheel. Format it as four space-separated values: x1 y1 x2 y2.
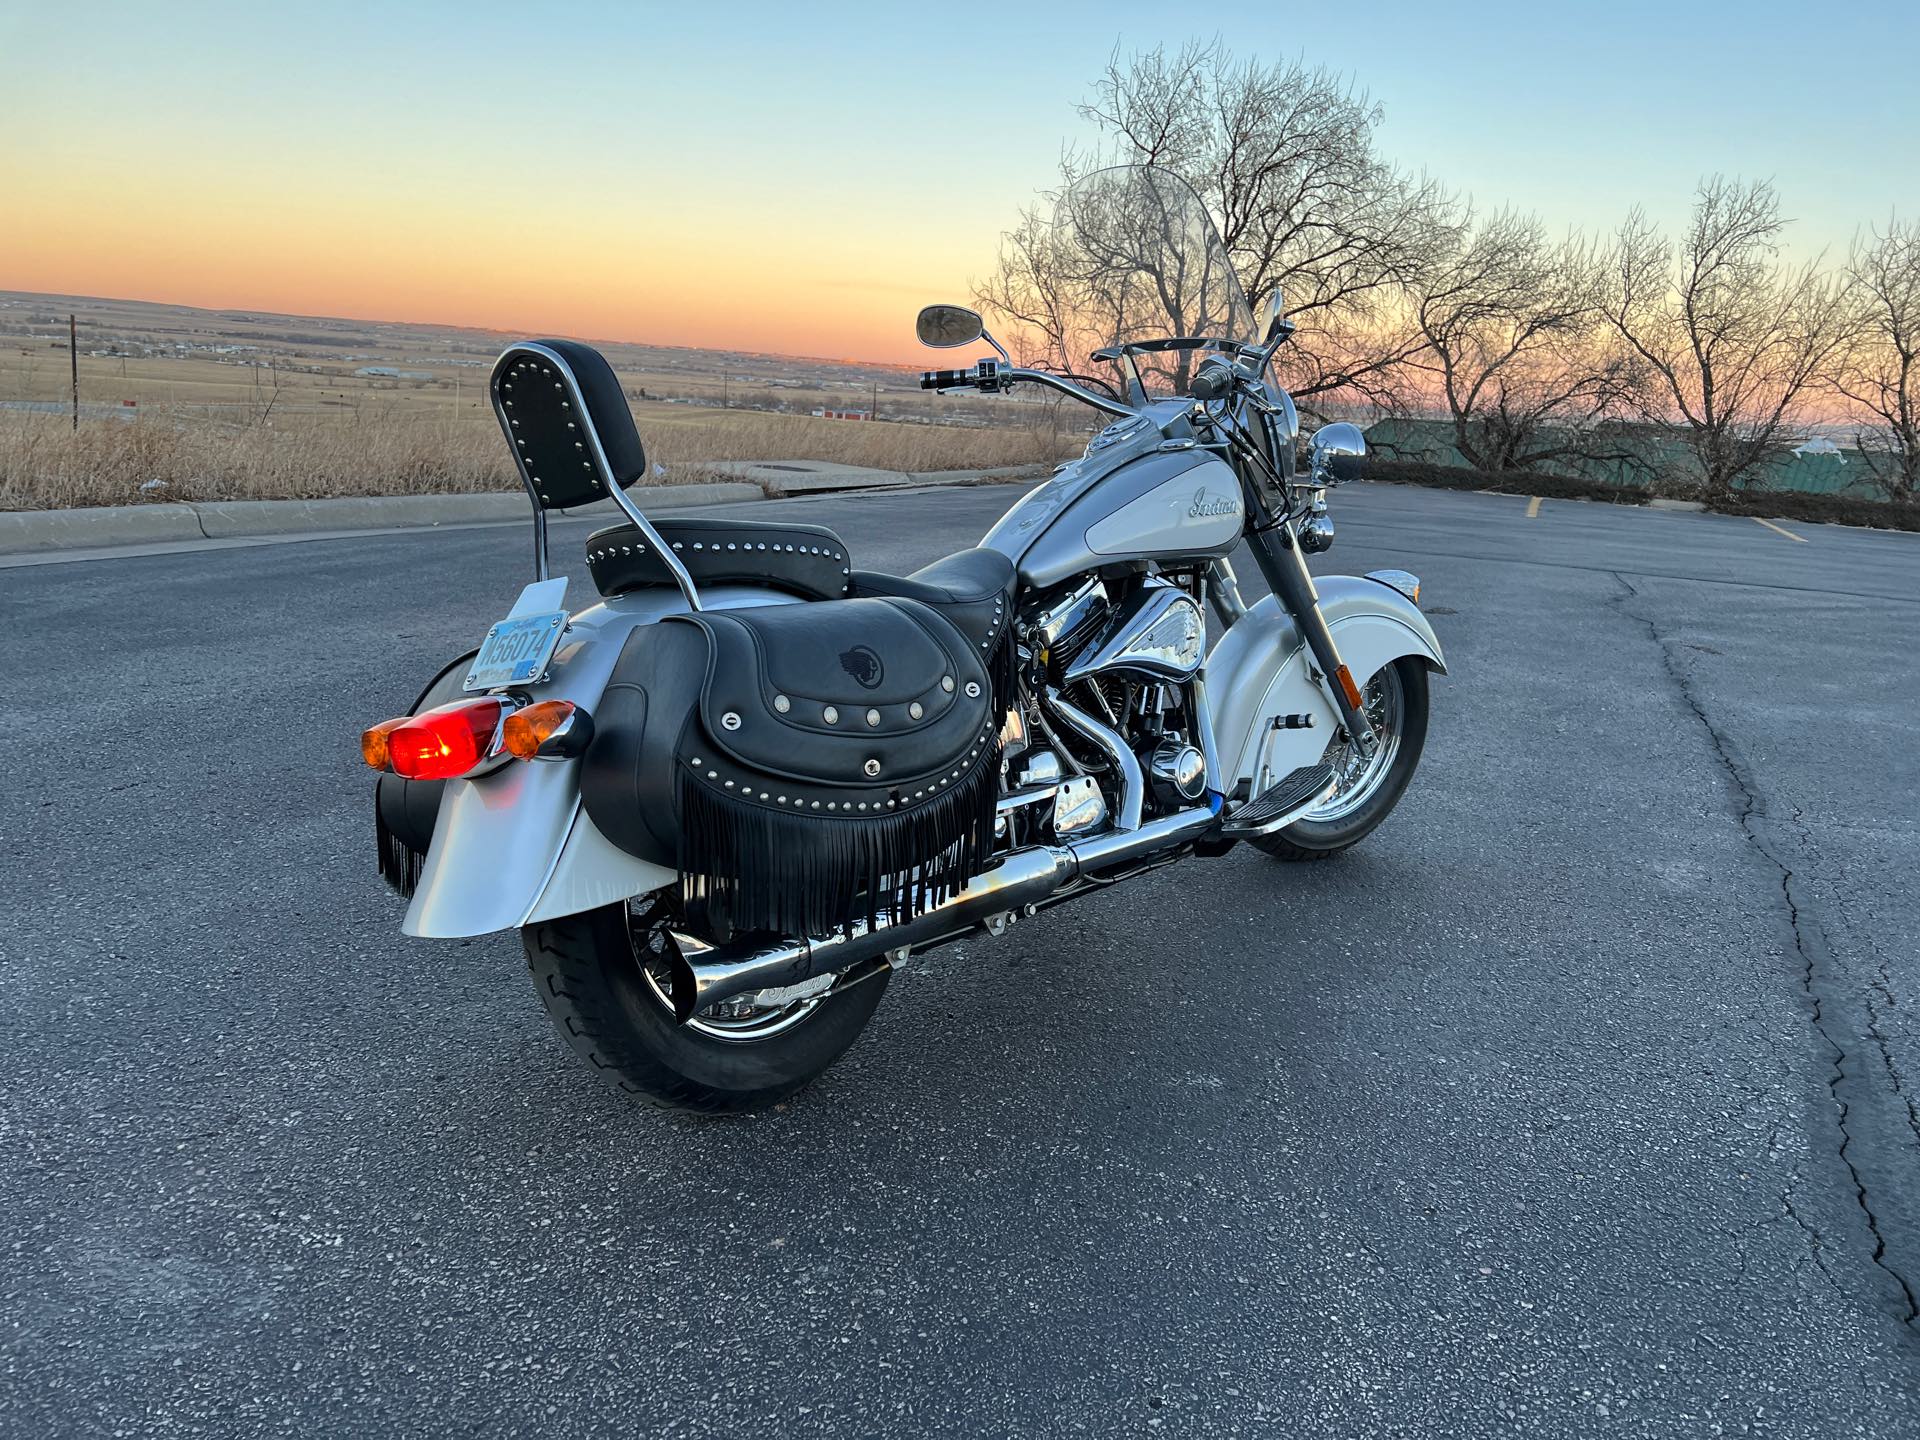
1253 655 1430 862
522 896 888 1113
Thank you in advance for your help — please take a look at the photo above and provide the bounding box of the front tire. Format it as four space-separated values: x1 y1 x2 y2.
522 899 888 1113
1253 655 1430 862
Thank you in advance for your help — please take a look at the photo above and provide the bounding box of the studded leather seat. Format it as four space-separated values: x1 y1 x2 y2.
850 548 1016 660
586 518 851 601
585 519 1016 662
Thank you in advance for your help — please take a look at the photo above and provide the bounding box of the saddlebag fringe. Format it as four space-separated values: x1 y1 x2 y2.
375 803 426 898
675 735 1000 941
989 628 1018 727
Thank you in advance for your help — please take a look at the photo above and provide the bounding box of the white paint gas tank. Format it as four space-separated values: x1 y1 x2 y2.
984 446 1245 591
1085 462 1243 556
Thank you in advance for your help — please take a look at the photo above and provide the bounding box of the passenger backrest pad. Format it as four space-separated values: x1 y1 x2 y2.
491 340 645 510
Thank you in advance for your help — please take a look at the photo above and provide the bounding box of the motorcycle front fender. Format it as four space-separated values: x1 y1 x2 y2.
400 583 796 939
1205 574 1446 794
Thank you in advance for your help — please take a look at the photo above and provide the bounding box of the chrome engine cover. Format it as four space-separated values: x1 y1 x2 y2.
1062 582 1205 683
1149 741 1208 803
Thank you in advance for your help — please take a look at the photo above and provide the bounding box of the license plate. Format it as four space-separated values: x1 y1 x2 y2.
463 610 568 692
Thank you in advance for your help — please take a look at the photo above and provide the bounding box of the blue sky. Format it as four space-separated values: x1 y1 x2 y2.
4 1 1912 359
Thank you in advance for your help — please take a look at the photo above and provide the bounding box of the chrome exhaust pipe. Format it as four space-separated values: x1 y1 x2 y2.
667 805 1215 1021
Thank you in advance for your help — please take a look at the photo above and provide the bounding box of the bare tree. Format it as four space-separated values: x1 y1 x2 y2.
975 202 1142 374
1604 177 1850 496
978 41 1446 414
1407 208 1637 471
976 166 1266 396
1831 219 1919 501
974 206 1081 368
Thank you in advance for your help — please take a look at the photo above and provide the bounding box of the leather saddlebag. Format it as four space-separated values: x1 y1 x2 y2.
582 598 1001 940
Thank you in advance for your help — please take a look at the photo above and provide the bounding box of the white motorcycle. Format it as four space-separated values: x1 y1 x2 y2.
360 167 1445 1112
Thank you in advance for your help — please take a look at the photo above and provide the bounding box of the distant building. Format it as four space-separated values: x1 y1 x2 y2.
811 407 871 421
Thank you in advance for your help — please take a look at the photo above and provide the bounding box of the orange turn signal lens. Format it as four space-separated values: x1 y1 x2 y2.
361 717 406 771
1335 664 1365 712
502 699 588 760
385 699 509 781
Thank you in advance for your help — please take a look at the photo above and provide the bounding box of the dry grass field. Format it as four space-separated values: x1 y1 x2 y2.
0 293 1089 510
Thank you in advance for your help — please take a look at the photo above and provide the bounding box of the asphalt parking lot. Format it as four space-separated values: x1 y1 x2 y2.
4 480 1918 1437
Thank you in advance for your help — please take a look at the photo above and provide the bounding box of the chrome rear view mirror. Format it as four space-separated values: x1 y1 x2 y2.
916 304 984 349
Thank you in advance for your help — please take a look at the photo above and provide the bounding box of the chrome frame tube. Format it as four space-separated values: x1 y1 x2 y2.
1188 670 1226 803
1206 557 1247 626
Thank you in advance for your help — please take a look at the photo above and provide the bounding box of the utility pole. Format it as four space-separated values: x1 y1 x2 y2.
69 314 78 430
871 379 878 420
723 371 729 410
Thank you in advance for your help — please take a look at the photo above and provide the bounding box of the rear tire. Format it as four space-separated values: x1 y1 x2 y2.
522 901 888 1114
1253 656 1430 862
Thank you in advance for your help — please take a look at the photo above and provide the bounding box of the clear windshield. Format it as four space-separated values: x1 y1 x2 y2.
1050 166 1254 397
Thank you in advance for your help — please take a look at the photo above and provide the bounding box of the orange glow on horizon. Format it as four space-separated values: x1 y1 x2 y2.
5 155 990 366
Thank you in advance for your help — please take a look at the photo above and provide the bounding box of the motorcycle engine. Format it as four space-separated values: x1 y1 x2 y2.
1030 578 1211 833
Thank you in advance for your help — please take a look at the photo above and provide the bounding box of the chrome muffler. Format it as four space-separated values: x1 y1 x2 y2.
666 805 1215 1022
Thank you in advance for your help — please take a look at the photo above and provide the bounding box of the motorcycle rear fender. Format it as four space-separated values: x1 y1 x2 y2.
1205 574 1446 794
401 583 797 939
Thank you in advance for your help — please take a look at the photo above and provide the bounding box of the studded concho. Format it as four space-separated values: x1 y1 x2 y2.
582 596 1001 942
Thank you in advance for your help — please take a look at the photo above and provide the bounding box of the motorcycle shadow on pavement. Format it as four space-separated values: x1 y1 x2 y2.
415 843 1412 1190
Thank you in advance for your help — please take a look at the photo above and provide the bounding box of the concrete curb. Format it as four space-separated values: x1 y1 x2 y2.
0 503 207 552
705 460 1049 494
0 482 767 556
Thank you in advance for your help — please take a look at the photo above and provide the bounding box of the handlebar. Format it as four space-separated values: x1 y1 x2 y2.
1005 366 1133 417
918 359 1134 418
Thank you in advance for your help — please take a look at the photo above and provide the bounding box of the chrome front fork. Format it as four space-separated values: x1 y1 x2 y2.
1230 523 1379 754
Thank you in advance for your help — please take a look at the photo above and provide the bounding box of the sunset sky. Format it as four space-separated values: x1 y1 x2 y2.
4 1 1915 364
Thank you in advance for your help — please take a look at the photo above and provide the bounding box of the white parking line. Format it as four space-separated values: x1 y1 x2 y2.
1751 516 1808 543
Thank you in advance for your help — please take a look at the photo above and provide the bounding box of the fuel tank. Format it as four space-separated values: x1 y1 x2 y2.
982 422 1245 590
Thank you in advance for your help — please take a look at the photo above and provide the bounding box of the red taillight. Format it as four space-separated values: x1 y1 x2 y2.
384 699 508 780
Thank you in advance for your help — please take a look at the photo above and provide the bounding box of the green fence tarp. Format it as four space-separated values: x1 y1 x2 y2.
1362 418 1887 498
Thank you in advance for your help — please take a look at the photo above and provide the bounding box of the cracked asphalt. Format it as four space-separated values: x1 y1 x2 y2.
3 481 1918 1437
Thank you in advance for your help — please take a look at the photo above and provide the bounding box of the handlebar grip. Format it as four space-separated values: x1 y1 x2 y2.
1188 367 1234 402
920 368 973 390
